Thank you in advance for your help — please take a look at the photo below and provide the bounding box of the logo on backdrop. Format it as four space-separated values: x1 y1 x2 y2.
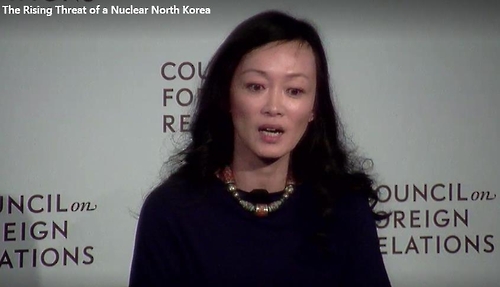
0 194 97 269
160 61 205 133
376 182 496 255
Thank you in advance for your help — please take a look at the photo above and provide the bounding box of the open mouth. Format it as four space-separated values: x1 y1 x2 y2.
258 127 284 136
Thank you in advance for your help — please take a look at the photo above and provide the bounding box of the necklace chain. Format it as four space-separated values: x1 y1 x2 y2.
217 166 295 217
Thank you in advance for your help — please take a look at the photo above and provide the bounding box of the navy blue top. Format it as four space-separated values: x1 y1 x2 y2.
129 178 391 286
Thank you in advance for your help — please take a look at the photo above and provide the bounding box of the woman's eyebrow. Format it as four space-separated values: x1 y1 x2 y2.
240 69 310 80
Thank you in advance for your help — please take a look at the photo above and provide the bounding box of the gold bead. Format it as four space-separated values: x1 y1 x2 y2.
228 184 237 192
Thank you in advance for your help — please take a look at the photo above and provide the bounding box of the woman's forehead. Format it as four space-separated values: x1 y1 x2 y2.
235 41 316 77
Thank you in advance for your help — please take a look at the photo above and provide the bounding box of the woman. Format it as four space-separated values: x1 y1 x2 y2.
129 10 391 286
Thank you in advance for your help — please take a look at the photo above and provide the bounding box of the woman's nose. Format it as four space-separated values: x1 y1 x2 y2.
261 87 284 116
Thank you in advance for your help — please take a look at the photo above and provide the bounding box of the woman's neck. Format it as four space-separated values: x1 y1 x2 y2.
230 155 290 193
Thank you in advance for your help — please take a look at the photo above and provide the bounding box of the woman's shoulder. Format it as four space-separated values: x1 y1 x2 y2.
139 178 192 217
329 189 379 233
334 189 372 213
146 177 195 201
329 191 392 286
140 176 222 219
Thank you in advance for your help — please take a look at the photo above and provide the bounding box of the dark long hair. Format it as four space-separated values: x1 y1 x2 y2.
164 10 382 219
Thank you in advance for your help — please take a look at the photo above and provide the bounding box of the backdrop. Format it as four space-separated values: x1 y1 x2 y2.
1 0 499 286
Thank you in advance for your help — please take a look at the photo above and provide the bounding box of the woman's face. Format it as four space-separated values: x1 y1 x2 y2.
230 41 316 164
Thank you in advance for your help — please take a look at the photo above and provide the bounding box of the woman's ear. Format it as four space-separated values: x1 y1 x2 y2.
309 112 314 122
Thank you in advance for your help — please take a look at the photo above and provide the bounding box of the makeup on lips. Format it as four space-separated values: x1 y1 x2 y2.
258 124 284 143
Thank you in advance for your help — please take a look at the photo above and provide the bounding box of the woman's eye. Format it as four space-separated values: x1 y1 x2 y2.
287 88 304 96
246 83 264 92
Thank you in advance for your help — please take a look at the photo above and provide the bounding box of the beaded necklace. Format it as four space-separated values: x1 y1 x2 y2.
217 166 295 217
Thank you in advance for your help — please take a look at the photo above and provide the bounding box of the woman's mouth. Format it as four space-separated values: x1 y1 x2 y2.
259 127 284 136
258 126 284 143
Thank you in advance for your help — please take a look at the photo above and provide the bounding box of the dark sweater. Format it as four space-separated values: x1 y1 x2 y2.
129 178 391 286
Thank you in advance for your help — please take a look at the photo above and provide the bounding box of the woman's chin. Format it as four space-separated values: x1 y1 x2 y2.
256 152 290 164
